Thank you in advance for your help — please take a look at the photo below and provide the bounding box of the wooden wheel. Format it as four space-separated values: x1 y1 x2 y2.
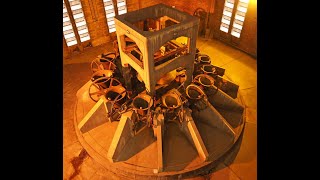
88 76 122 102
91 52 117 73
90 58 103 73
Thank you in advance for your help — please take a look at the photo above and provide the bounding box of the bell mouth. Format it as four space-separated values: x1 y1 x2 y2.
186 84 205 100
202 65 216 74
199 74 215 87
198 54 211 63
162 93 181 109
105 86 126 102
133 94 153 111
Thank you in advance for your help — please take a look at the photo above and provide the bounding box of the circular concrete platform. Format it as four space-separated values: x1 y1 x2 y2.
73 80 246 179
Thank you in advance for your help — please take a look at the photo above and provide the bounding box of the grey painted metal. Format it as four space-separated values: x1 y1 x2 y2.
114 3 199 95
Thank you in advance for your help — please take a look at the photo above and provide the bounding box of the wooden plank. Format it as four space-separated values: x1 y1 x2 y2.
107 111 134 162
78 98 105 132
126 53 143 68
187 120 209 161
154 46 188 64
157 123 163 172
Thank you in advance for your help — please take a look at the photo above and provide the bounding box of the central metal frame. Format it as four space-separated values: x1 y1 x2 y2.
75 3 245 177
114 3 199 96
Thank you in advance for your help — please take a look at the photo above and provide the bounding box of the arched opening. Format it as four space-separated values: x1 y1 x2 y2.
154 36 190 66
132 16 180 32
119 34 144 68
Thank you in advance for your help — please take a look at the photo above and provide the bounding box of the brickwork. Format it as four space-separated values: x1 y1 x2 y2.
161 0 212 15
209 0 257 57
80 0 111 46
63 0 225 57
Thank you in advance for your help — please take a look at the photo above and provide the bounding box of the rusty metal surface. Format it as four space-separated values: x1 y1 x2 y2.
73 85 245 178
66 3 246 179
64 59 246 179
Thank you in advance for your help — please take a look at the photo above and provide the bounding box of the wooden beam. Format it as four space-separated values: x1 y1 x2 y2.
156 123 163 172
185 117 208 161
184 108 209 161
107 111 134 162
153 112 164 173
63 0 83 50
78 98 107 133
182 108 209 161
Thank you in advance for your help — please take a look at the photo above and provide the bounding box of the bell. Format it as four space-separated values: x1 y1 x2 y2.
201 64 216 74
132 93 153 116
197 74 215 87
90 70 114 89
186 84 205 100
161 91 182 110
104 86 127 108
197 54 211 64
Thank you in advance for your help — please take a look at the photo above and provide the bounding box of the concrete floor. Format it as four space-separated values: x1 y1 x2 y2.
63 37 257 180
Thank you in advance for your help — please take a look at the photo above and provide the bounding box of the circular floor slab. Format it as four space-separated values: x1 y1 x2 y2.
73 80 246 179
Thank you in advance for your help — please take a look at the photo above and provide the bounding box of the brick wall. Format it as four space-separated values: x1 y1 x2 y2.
235 0 257 57
64 0 160 57
126 0 160 14
63 0 111 57
161 0 214 16
81 0 161 45
81 0 111 46
126 0 140 12
63 0 221 57
63 38 70 59
126 0 215 16
138 0 159 9
210 0 257 57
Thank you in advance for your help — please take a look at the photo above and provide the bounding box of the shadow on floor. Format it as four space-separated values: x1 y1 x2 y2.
197 38 256 70
163 122 199 172
214 124 245 170
116 127 156 161
177 124 245 179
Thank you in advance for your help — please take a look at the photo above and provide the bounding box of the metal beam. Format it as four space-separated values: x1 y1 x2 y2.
78 98 108 133
181 108 209 161
153 111 164 173
107 111 134 162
